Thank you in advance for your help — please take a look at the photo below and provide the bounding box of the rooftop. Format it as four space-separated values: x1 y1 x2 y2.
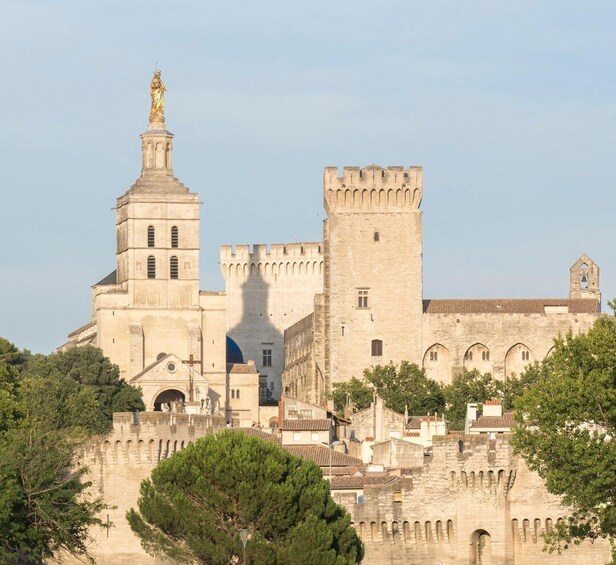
423 298 599 314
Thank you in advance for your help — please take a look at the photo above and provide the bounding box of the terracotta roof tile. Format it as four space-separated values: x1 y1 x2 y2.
226 363 258 374
235 428 281 444
330 475 399 489
284 445 362 467
282 419 332 431
470 413 515 430
484 400 502 406
423 298 599 315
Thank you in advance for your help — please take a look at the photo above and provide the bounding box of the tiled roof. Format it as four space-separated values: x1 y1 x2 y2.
235 428 281 444
94 270 117 286
226 363 258 374
408 416 422 429
284 445 363 467
484 400 502 406
330 475 399 489
470 413 515 430
67 320 96 338
282 419 332 431
423 298 599 314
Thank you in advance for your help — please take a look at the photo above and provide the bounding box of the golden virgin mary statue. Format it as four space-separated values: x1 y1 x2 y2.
149 70 166 123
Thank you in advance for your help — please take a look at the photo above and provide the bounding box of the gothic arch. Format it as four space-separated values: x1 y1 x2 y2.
423 343 452 384
463 343 492 374
504 342 532 378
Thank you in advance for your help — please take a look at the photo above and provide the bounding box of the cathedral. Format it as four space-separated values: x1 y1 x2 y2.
64 72 602 416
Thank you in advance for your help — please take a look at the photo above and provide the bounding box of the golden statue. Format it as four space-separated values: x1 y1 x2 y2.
149 70 166 122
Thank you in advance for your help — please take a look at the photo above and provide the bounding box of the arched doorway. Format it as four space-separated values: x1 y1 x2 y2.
153 389 185 412
470 529 491 565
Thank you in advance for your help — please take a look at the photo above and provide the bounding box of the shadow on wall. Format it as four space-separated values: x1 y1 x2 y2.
227 268 282 404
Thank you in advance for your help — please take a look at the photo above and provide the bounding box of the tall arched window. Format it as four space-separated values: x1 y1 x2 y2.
147 226 155 247
170 256 178 279
147 256 156 279
171 226 178 248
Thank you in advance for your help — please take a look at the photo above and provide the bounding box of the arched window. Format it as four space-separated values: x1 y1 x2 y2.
171 226 179 248
580 262 589 289
147 256 156 279
147 226 155 247
371 339 383 357
170 256 179 279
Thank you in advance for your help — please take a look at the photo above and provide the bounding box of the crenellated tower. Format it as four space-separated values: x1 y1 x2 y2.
323 165 424 389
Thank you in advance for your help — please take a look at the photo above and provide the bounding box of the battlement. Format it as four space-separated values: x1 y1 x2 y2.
220 242 324 280
324 165 423 211
220 242 323 262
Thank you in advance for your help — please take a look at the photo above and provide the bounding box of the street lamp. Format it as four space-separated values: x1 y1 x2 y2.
239 528 249 565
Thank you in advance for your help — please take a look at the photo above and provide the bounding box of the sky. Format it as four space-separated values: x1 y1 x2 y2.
1 1 615 354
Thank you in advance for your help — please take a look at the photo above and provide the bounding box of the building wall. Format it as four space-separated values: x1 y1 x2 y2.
221 242 324 399
60 413 226 565
422 311 599 383
323 166 424 388
341 435 611 565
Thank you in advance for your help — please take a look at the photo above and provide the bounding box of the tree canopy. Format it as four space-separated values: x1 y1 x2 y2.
511 316 616 559
443 369 501 430
127 431 364 564
331 362 446 417
0 338 143 561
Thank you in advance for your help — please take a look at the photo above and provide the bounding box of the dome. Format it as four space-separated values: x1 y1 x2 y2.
226 336 244 364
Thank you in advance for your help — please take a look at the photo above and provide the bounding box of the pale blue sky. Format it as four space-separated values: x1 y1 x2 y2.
1 1 615 353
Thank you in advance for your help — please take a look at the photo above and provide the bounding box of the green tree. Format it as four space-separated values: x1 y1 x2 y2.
127 431 363 564
22 345 144 434
0 427 106 563
365 361 445 416
511 317 616 559
443 369 501 430
330 377 374 415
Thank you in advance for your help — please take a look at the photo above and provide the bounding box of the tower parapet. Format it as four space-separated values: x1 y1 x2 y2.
324 165 423 211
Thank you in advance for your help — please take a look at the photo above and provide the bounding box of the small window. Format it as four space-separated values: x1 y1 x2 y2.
430 350 438 362
293 432 301 441
482 350 490 361
357 289 369 309
374 231 380 242
147 226 155 248
394 490 402 503
171 226 179 248
262 349 272 367
147 256 156 279
522 350 530 361
236 389 240 399
371 339 383 357
170 256 179 279
311 432 320 441
465 351 473 361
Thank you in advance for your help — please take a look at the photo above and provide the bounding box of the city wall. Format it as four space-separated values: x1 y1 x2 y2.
59 412 225 565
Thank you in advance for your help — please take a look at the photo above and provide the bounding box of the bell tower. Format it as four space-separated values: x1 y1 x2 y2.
569 254 601 303
114 71 201 309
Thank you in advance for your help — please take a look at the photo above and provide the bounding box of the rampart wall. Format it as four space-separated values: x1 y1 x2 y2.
339 435 611 565
63 412 225 565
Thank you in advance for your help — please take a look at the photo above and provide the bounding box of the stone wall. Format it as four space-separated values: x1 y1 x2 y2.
338 435 611 565
61 412 226 564
323 165 424 387
221 242 324 399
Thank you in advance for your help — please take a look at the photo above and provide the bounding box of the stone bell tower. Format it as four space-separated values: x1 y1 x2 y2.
569 254 601 304
114 71 201 308
94 71 204 379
